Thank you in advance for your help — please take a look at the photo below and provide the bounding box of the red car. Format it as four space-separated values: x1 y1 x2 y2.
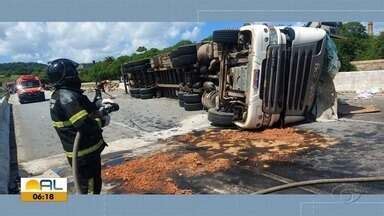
16 75 45 104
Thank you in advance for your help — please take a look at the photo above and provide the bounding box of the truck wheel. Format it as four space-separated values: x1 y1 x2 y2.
41 94 46 101
179 100 185 107
178 91 185 107
131 93 140 98
140 87 156 95
133 64 148 71
171 44 197 57
183 93 201 103
171 54 197 67
208 108 234 126
129 88 140 95
140 93 154 99
178 91 185 100
213 30 239 44
184 102 203 111
176 44 197 55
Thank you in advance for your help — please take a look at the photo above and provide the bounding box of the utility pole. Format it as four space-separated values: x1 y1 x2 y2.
368 21 373 36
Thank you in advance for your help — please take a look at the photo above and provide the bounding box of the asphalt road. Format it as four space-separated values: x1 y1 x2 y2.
9 89 384 194
10 90 205 163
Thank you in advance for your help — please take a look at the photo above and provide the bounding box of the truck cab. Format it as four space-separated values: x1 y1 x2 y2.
207 24 329 129
16 75 45 104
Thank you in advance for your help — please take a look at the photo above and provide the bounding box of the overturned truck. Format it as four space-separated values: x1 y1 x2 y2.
122 23 340 129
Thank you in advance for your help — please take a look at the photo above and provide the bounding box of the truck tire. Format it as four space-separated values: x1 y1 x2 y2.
176 44 197 55
40 94 46 101
129 88 140 95
131 93 140 98
184 102 203 111
177 91 185 100
140 87 156 95
208 108 234 126
171 44 197 57
212 30 239 44
178 91 185 107
172 54 197 67
133 64 149 72
179 100 184 107
183 93 201 103
140 93 154 99
125 58 151 67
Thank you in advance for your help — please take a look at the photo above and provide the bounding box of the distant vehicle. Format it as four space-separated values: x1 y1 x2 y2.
16 75 45 104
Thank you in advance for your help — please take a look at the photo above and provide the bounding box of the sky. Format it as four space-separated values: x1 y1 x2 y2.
0 22 383 64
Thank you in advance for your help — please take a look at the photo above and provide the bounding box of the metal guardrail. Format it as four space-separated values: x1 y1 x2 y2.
0 87 10 194
0 87 7 99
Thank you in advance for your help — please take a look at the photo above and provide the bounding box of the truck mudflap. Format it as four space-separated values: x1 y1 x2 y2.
260 38 325 117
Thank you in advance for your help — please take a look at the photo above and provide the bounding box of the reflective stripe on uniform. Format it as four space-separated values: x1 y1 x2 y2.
95 118 102 128
52 121 71 128
88 178 94 194
65 139 104 158
69 110 88 124
52 109 88 128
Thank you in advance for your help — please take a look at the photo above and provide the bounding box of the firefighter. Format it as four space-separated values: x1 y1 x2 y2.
46 58 109 194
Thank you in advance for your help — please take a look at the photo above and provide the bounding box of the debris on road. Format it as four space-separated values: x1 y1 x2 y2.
355 88 383 99
102 128 337 194
339 104 380 115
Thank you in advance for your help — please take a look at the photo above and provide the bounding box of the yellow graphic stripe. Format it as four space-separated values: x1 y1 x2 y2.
65 139 104 158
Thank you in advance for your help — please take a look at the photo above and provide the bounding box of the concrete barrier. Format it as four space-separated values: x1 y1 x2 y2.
351 59 384 71
0 95 10 193
334 70 384 92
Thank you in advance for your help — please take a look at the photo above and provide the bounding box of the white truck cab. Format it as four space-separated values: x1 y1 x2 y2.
206 24 329 129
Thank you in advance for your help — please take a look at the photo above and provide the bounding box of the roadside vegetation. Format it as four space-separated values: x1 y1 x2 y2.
78 40 193 82
334 22 384 71
1 22 384 85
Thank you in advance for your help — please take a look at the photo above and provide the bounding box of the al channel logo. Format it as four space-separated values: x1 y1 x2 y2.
20 178 67 202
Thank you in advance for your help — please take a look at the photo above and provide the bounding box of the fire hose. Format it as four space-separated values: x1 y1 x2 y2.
254 176 384 194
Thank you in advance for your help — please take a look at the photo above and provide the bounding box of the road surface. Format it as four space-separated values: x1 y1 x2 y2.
9 89 384 194
10 90 205 163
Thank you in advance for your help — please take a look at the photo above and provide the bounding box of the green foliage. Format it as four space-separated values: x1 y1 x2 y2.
339 22 368 39
136 46 147 52
0 62 47 83
334 22 383 71
79 40 193 82
0 62 46 75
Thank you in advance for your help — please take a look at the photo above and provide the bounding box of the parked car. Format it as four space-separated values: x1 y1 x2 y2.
16 75 45 104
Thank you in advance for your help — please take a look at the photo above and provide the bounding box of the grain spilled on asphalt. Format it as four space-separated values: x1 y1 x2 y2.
103 127 337 194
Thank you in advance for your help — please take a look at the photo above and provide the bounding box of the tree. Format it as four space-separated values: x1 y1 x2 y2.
104 56 115 63
377 32 384 58
339 22 368 39
136 46 147 53
335 22 370 71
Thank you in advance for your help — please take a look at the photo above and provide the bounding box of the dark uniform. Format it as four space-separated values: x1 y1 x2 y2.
47 58 106 194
